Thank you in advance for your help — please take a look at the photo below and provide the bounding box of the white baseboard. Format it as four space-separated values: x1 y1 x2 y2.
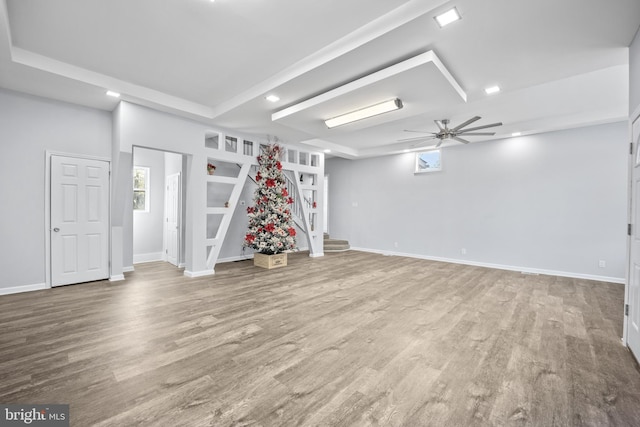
217 255 253 263
309 252 325 258
123 266 135 273
133 252 164 264
184 269 215 278
0 282 47 296
109 274 125 282
350 247 625 284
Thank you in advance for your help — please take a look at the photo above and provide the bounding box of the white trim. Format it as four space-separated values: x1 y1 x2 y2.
133 252 165 264
109 274 125 282
122 266 135 273
0 283 47 296
309 252 325 258
184 269 215 278
351 247 625 284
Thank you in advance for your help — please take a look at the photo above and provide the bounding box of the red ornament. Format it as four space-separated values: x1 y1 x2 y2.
282 188 288 197
266 178 276 188
256 172 262 181
265 223 275 232
245 234 255 243
288 227 296 236
312 201 317 208
276 161 282 170
287 197 294 204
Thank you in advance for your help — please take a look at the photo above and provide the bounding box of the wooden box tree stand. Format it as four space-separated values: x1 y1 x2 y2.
253 252 287 269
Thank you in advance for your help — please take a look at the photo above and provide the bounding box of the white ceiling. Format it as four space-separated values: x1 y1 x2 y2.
1 0 639 158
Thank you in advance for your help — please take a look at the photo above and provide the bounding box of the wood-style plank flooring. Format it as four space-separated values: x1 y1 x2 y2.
1 251 640 426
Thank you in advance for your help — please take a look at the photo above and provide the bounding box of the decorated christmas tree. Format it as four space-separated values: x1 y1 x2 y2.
244 144 297 255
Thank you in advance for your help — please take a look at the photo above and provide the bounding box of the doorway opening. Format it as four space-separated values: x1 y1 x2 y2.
132 147 186 270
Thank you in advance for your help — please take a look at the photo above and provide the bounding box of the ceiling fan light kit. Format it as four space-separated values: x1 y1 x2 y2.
324 98 403 129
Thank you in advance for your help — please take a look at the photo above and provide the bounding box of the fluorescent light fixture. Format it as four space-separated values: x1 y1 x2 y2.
435 7 461 28
106 90 120 98
265 94 280 103
512 132 522 137
325 99 403 129
484 86 501 95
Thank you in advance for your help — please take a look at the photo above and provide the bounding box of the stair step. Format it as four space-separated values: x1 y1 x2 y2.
323 237 350 252
324 239 349 246
325 245 350 252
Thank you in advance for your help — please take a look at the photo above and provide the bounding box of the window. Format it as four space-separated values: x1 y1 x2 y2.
133 166 150 211
415 150 442 173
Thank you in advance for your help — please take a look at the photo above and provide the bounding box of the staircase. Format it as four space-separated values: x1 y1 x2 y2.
324 233 350 252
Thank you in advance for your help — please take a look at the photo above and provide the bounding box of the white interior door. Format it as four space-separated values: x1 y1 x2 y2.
165 173 180 266
629 117 640 360
51 155 110 286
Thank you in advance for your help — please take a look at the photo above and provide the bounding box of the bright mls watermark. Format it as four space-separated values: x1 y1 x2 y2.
1 405 69 426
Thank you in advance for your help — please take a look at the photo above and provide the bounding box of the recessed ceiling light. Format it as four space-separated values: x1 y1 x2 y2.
106 90 120 98
323 149 331 153
434 7 461 28
265 94 280 103
325 99 403 129
512 132 522 137
484 86 501 95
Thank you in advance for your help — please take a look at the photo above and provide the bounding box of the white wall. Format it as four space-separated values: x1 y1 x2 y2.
326 122 628 281
132 147 165 263
0 89 112 291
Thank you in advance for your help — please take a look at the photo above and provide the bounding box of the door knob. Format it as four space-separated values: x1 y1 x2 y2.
53 228 60 232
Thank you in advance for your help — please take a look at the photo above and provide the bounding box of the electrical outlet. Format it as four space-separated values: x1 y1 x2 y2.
461 248 466 255
599 260 606 268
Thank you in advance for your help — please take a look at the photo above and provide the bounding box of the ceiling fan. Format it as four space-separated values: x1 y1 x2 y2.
399 116 503 148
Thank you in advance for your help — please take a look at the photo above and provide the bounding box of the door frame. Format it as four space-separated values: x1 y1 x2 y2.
45 151 111 289
625 105 640 346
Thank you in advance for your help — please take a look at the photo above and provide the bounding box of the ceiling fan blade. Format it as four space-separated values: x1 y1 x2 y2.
452 116 481 132
398 135 437 143
434 120 445 131
458 122 503 133
435 139 444 148
456 132 496 136
452 136 470 144
403 129 438 134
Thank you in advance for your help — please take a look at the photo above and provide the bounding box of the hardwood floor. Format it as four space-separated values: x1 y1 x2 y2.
1 251 639 426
